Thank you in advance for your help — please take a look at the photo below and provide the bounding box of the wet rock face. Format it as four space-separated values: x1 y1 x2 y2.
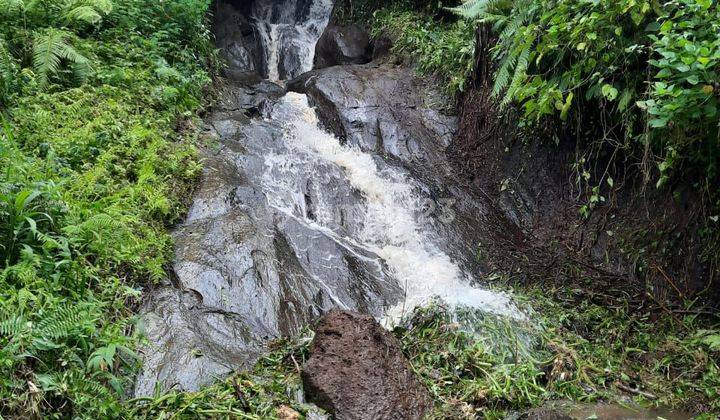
213 1 264 78
294 63 457 184
134 78 404 396
313 24 371 69
302 310 433 420
214 0 333 80
290 62 493 281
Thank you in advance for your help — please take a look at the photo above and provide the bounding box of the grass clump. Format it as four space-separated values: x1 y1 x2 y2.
0 0 213 416
397 288 720 418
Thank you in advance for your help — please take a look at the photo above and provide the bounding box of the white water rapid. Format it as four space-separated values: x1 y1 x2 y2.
253 0 333 80
263 93 523 324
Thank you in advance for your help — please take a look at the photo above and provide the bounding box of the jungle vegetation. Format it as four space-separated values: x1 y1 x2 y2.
0 0 212 416
1 0 718 418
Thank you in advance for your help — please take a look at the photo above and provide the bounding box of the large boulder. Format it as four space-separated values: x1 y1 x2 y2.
302 310 433 420
313 24 372 69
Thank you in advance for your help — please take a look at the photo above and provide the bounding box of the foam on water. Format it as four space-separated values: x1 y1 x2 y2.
263 93 523 324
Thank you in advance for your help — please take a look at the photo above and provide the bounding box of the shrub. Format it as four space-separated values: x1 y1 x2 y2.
454 0 719 190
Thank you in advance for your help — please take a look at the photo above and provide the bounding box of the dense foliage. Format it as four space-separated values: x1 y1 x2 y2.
372 0 720 207
373 5 475 93
456 0 719 192
0 0 212 416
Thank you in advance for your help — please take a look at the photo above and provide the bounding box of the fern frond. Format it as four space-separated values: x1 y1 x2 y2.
65 5 102 24
499 12 524 41
36 305 87 340
451 0 508 19
33 29 68 86
492 48 517 95
503 41 531 105
64 0 113 25
0 314 26 337
32 29 91 87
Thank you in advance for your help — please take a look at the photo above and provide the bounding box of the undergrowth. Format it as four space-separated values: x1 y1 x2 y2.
128 333 320 419
0 0 213 416
121 287 720 419
400 289 720 418
373 7 475 93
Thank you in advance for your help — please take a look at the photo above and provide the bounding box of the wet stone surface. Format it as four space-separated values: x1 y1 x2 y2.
313 24 372 69
134 77 406 395
294 62 498 280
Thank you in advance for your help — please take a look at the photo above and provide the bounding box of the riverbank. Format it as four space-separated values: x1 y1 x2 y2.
129 284 720 418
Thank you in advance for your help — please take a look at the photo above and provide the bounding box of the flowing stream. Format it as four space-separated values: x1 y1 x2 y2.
252 0 333 80
264 93 520 324
135 0 522 395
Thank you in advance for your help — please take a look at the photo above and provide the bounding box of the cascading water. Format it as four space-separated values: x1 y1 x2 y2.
135 0 523 396
251 0 333 80
264 93 521 324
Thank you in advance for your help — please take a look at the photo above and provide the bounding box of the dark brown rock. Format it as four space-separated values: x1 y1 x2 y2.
314 24 372 69
302 310 432 420
371 34 393 61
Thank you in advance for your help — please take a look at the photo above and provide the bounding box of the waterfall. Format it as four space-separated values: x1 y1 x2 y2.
251 0 333 80
262 23 281 81
263 93 522 323
135 0 524 395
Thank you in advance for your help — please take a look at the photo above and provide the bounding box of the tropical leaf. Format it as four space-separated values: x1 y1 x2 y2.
64 0 113 25
32 28 91 86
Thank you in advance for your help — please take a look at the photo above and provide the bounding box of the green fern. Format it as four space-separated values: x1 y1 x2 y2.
503 40 531 104
64 0 114 25
0 314 26 337
450 0 507 19
453 0 538 102
492 45 517 96
35 305 89 340
32 28 91 87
